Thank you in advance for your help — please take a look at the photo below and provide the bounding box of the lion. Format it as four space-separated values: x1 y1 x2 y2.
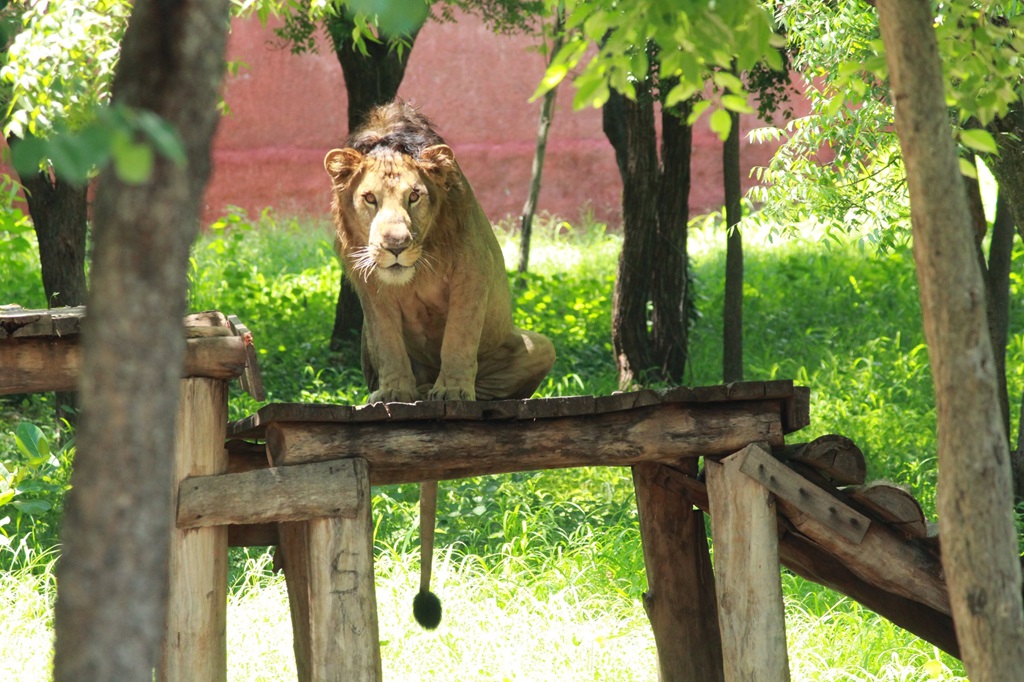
324 100 556 629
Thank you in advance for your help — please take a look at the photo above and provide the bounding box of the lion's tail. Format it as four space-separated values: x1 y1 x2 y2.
412 480 442 629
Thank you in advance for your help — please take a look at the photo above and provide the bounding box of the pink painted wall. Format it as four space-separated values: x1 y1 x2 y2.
203 15 800 226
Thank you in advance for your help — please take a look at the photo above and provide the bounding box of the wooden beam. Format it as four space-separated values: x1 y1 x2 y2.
707 445 791 682
177 459 364 529
159 378 229 682
0 335 249 394
264 401 787 477
774 494 950 615
633 461 724 682
737 444 870 545
846 481 927 538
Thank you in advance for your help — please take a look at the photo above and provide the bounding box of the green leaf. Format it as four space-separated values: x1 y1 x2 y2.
15 423 48 462
12 498 51 516
687 99 713 126
960 128 998 155
112 133 154 185
709 108 732 140
721 94 754 114
713 71 744 93
958 156 978 178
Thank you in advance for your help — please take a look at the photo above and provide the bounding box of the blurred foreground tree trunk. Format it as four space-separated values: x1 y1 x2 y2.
53 0 230 679
877 1 1024 678
325 15 419 352
604 72 691 389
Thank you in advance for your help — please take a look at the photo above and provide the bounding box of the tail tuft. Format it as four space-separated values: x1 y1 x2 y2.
413 589 442 630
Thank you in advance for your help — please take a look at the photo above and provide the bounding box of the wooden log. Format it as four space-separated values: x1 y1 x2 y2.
0 336 81 395
279 522 312 682
159 378 229 682
633 461 724 682
706 445 791 682
776 435 866 486
264 401 788 476
774 495 949 615
279 460 381 682
1 335 249 395
737 444 870 545
846 480 927 538
176 459 364 528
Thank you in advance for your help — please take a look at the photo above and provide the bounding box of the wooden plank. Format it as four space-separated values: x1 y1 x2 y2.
777 435 866 486
265 401 788 475
738 444 870 545
706 445 791 682
159 378 229 682
847 481 927 538
176 459 365 528
633 461 724 682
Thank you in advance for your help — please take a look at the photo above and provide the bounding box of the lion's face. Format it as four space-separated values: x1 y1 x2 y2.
325 145 457 287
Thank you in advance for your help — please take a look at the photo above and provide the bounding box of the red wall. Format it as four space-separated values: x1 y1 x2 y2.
207 15 801 226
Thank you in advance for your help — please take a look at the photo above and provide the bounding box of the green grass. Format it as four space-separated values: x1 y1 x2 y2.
3 206 1009 679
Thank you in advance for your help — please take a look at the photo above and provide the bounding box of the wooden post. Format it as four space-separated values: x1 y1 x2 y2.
160 378 229 681
633 460 724 682
706 444 790 682
279 459 381 682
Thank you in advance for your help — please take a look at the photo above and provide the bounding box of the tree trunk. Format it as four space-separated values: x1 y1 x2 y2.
651 99 691 383
985 192 1015 442
606 86 661 389
325 15 418 352
13 164 89 426
604 75 692 389
52 1 230 679
722 106 743 383
518 11 564 276
876 2 1024 679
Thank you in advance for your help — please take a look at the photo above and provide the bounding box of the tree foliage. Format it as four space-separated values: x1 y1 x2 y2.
750 1 1024 245
537 0 783 137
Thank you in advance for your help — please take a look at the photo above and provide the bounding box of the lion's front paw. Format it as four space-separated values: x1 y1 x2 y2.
368 386 419 403
427 384 475 401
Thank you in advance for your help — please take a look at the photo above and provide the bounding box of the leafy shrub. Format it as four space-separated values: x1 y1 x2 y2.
0 423 74 569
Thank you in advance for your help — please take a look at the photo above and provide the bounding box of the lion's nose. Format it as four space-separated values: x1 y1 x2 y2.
386 245 407 257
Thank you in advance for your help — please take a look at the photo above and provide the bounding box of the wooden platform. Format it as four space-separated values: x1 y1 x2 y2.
225 380 810 486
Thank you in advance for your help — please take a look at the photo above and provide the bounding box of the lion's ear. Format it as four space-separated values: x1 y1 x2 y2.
324 148 363 187
419 144 459 188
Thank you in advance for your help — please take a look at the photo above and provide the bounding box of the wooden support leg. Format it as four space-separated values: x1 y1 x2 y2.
160 378 229 682
279 459 381 682
633 461 724 682
706 444 790 682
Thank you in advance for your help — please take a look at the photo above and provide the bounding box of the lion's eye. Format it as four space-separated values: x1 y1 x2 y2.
363 192 377 206
409 190 421 204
